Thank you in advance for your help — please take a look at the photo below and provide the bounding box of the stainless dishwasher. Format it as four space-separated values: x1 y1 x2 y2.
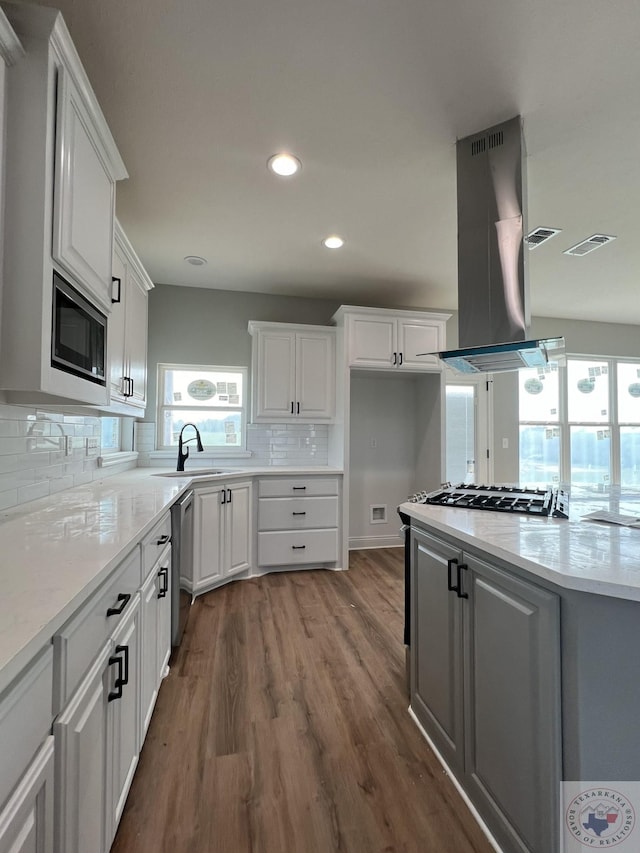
170 490 193 647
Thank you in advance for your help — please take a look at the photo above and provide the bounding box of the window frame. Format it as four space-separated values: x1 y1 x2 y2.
518 355 640 489
156 362 248 452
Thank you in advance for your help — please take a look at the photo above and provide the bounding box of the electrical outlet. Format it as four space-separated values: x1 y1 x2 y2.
86 437 99 457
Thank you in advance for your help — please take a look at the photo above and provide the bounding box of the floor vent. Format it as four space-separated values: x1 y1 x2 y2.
526 226 562 248
564 234 616 256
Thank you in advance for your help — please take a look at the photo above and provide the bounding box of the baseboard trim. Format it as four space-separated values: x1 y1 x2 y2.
408 706 504 853
349 535 403 550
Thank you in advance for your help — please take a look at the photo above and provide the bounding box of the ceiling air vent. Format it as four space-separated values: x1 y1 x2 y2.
526 227 562 249
564 234 617 256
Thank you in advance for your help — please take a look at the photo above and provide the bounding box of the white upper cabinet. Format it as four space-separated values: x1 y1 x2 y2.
332 306 451 372
108 221 153 414
0 3 127 406
52 64 117 311
248 322 336 422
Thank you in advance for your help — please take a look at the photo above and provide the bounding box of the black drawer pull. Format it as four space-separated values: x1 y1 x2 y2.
156 533 170 545
292 511 306 516
106 593 131 617
292 486 306 491
111 276 121 304
296 401 300 414
291 401 295 414
292 544 306 550
227 488 232 503
221 488 226 504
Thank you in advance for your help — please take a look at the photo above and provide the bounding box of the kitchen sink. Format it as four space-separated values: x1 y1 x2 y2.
152 469 237 478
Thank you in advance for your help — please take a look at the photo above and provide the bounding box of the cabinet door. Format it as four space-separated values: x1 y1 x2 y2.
346 316 396 368
224 481 252 579
124 266 149 409
108 244 127 400
193 488 224 590
296 332 335 419
139 571 159 745
0 737 54 853
107 604 140 845
410 528 464 772
54 645 111 853
463 554 560 853
255 330 296 418
52 65 115 311
397 318 442 370
156 554 172 680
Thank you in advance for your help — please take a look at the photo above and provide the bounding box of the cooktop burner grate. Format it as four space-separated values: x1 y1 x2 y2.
408 483 569 518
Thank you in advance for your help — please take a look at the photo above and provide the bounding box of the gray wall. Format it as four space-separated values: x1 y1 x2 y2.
146 284 341 419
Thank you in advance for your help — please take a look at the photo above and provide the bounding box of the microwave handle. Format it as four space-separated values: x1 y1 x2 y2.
111 277 122 304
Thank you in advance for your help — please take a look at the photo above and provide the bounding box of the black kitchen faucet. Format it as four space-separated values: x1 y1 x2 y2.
176 423 204 471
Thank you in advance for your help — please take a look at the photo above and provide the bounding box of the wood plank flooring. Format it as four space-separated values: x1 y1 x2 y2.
111 549 494 853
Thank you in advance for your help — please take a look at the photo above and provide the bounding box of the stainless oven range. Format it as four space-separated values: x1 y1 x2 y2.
408 483 569 518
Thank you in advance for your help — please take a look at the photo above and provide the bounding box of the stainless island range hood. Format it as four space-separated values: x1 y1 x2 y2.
429 115 565 374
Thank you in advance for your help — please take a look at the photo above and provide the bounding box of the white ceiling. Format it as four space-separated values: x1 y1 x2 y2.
27 0 640 324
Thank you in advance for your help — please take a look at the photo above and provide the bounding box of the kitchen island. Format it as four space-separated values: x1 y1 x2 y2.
400 498 640 853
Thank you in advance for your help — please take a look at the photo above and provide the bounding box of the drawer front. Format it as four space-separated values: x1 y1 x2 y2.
53 547 141 713
0 645 53 810
258 529 338 567
141 512 172 581
258 496 339 531
258 478 339 498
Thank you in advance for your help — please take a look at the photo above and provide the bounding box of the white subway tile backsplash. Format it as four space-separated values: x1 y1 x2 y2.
0 404 132 510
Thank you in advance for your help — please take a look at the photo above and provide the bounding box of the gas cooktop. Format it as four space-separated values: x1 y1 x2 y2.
408 483 569 518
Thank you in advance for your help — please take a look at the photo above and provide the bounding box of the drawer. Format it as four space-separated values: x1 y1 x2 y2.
141 512 172 581
258 496 339 531
258 529 339 567
258 477 339 498
52 547 141 714
0 645 53 810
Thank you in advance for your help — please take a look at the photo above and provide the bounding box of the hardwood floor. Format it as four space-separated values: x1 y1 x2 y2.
111 549 494 853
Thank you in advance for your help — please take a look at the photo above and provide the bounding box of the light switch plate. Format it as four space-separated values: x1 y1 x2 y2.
86 437 99 457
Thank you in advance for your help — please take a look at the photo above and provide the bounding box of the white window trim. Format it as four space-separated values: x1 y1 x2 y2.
156 362 248 452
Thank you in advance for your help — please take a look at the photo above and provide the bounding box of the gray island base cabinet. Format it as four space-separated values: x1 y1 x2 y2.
410 526 561 853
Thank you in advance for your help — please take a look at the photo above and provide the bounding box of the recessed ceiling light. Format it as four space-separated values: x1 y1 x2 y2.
267 153 301 177
184 255 207 266
322 235 344 250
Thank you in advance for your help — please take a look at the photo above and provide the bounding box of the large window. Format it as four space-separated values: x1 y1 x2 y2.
157 364 247 450
519 357 640 490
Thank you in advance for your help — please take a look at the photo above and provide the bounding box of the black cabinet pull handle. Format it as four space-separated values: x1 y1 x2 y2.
291 401 294 414
292 544 306 550
292 486 306 491
111 276 121 304
447 558 459 593
157 533 170 545
399 352 403 366
392 351 397 365
221 488 226 504
157 566 168 598
129 378 134 397
457 563 469 599
227 488 232 503
292 511 306 516
108 644 129 701
296 401 300 414
106 593 131 617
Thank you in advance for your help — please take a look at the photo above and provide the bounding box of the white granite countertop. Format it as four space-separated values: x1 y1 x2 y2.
401 498 640 602
0 465 342 696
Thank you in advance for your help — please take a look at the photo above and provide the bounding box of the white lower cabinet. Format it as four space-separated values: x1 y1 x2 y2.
139 545 171 743
193 481 252 593
54 595 141 853
0 736 55 853
257 477 340 568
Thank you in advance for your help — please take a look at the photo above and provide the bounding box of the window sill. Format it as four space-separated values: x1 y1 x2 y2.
147 450 252 459
98 451 139 468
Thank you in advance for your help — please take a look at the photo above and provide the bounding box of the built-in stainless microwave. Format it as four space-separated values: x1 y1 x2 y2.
51 271 107 385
